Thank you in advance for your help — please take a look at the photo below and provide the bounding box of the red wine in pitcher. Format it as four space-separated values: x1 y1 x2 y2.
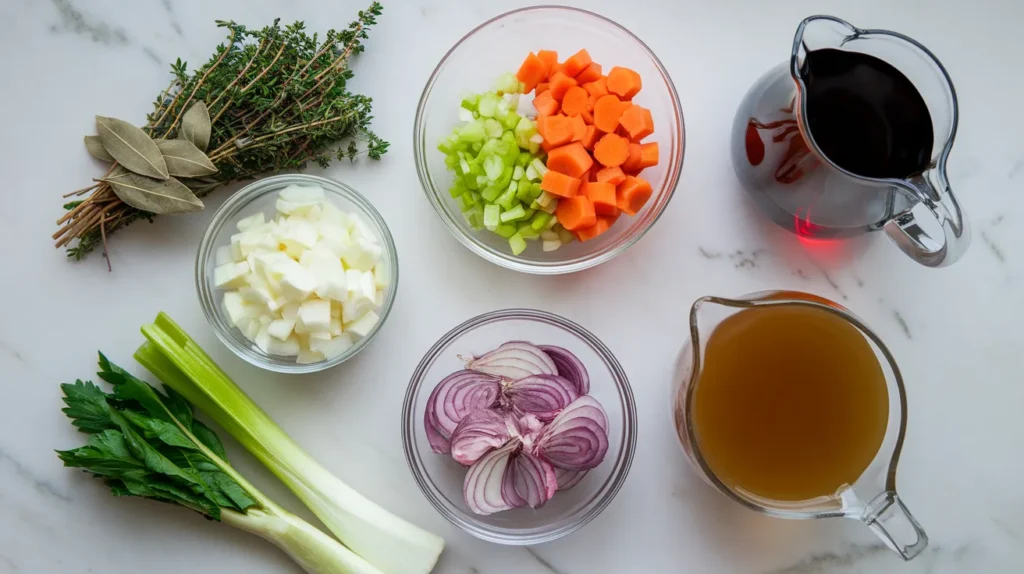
802 48 933 179
732 46 937 238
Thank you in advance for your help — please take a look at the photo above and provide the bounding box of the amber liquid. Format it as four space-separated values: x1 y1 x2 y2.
692 305 889 502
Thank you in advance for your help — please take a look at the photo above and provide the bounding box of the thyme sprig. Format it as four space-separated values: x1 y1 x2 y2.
56 3 388 263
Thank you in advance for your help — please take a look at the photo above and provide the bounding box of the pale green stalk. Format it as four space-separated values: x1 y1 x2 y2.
136 313 445 574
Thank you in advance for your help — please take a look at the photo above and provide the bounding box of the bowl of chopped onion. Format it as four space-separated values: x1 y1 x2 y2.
195 174 398 374
414 5 684 274
402 308 637 544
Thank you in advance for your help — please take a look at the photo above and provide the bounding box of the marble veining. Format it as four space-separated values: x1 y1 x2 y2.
2 0 1023 573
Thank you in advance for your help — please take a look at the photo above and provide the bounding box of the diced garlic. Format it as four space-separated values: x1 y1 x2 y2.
346 310 380 339
236 213 266 232
267 318 296 341
296 349 326 364
214 261 250 289
373 261 390 289
297 299 331 333
215 245 233 266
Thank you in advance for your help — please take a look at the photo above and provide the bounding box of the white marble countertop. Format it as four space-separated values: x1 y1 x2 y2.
2 0 1022 572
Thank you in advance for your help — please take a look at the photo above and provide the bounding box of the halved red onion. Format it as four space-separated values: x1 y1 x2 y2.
466 341 557 381
554 467 588 491
464 441 519 515
538 345 590 395
425 370 501 453
449 409 514 466
537 396 609 471
506 374 580 422
511 450 558 508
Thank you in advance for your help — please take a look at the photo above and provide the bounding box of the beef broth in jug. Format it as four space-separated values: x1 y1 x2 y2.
691 305 889 502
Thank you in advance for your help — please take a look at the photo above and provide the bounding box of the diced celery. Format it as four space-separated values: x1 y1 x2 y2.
509 233 527 255
481 184 502 202
483 204 501 230
496 184 518 211
515 181 534 203
478 93 499 118
496 166 514 189
531 212 553 231
491 72 516 93
543 214 559 230
516 223 539 239
529 158 548 178
494 224 518 239
512 165 525 181
449 183 466 199
536 191 556 207
461 93 479 111
484 119 504 139
557 227 575 244
528 141 540 155
501 112 521 131
438 140 453 154
466 205 485 230
500 204 527 223
516 152 533 168
483 155 503 181
463 172 479 191
521 207 535 220
460 120 485 143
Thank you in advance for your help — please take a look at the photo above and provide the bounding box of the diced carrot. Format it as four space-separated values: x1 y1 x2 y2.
541 114 574 147
535 115 548 139
547 142 593 179
562 49 593 77
541 170 582 199
540 139 557 153
619 104 655 140
535 82 550 95
569 114 587 142
580 125 600 150
596 166 626 185
639 142 659 168
606 66 643 99
583 77 608 99
586 95 597 112
561 86 590 117
537 50 558 77
579 167 593 184
533 91 559 116
581 109 594 125
548 71 578 101
583 181 619 216
593 133 630 168
593 95 626 133
621 142 643 172
575 62 603 84
598 213 620 227
616 176 653 216
516 52 548 93
556 195 597 230
550 62 565 77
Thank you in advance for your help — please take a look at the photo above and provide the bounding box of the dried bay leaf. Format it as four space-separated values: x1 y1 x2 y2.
95 116 168 180
84 135 115 162
179 102 211 152
103 168 203 215
156 139 218 177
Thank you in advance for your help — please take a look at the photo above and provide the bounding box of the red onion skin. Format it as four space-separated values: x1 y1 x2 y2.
538 345 590 395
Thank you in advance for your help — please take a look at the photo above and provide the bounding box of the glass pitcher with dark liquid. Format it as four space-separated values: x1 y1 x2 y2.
731 16 969 267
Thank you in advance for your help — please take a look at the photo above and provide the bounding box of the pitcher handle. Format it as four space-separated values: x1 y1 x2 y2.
863 491 929 560
884 167 969 267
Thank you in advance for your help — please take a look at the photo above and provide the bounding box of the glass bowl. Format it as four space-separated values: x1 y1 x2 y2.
401 309 637 544
195 174 399 374
414 6 685 275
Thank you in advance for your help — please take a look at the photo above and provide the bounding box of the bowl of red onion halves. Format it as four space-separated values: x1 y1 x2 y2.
402 309 636 544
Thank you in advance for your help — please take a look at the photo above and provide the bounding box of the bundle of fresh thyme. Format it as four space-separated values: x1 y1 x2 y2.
55 2 388 265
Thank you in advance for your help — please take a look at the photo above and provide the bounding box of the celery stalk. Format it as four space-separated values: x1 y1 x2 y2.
136 314 445 574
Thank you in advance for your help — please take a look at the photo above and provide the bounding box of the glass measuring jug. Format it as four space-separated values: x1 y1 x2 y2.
672 291 928 560
731 15 969 267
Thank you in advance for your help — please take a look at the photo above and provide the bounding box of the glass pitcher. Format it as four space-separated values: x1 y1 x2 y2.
672 291 928 560
731 15 969 267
